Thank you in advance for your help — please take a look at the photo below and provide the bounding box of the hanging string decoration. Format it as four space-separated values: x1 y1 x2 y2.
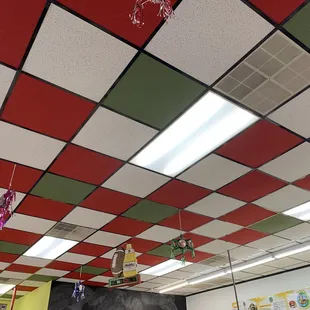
0 165 16 230
130 0 174 27
72 266 85 302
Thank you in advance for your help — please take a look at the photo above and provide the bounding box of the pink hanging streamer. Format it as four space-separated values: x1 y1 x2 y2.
130 0 174 27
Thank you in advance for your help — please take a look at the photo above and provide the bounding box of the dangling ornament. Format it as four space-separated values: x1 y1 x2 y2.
130 0 174 27
72 280 85 303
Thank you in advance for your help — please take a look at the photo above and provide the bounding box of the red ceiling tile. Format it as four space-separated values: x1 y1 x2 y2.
58 0 176 47
249 0 305 23
147 180 211 209
0 252 18 263
87 258 111 269
127 238 161 253
49 144 123 185
137 254 168 266
102 217 152 236
220 204 276 226
16 285 36 292
159 211 213 231
294 175 310 191
83 281 107 287
218 171 287 202
221 228 268 245
0 228 41 246
2 74 95 141
17 195 74 221
216 121 303 168
64 272 94 281
0 160 42 193
81 187 140 215
176 250 214 263
0 0 45 67
183 233 213 248
102 270 113 277
46 261 80 271
6 264 40 273
69 242 111 257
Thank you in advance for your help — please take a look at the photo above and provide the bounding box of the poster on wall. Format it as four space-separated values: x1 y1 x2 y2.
233 287 310 310
0 304 7 310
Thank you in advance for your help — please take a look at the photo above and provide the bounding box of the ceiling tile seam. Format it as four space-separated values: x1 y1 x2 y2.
279 0 310 25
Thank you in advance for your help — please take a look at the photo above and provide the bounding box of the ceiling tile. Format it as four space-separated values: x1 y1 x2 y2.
103 53 205 129
85 231 130 247
31 173 96 204
20 280 45 287
146 0 272 84
0 188 25 212
2 74 95 141
23 4 136 101
76 265 108 276
276 223 310 241
0 252 19 263
0 121 65 170
28 274 58 282
0 228 41 246
0 241 29 255
125 238 161 253
218 170 287 202
46 261 80 271
183 233 213 248
267 257 303 269
148 244 179 258
247 235 292 251
196 240 238 255
260 142 310 182
294 175 310 191
216 120 303 167
222 228 268 245
0 271 31 280
244 264 279 275
137 254 167 266
102 164 169 198
57 252 95 265
36 268 68 277
0 65 15 109
14 256 51 268
179 154 251 190
219 204 275 226
69 243 110 257
147 180 211 209
186 193 245 218
269 88 310 138
228 245 266 261
137 225 181 243
6 264 40 274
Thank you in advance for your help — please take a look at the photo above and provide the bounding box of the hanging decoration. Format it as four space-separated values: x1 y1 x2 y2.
130 0 174 27
0 165 16 230
170 211 195 264
72 266 85 303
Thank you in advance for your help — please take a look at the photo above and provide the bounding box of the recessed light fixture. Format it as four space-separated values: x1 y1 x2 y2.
140 259 192 276
229 256 275 273
0 284 15 295
283 201 310 221
131 91 258 176
24 236 78 259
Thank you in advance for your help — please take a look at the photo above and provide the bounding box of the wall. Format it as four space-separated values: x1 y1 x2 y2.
14 281 51 310
0 299 10 309
187 266 310 310
48 282 187 310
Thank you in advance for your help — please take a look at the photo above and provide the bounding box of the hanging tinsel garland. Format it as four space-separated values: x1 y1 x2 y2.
130 0 174 27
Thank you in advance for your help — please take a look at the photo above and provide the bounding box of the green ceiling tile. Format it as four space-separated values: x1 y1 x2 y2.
0 241 29 255
148 244 181 258
27 274 58 282
31 173 96 204
123 200 177 223
250 214 302 234
284 3 310 48
102 54 206 129
75 266 108 275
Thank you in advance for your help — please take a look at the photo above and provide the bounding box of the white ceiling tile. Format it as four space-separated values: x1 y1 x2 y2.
73 108 157 161
62 207 115 229
14 257 51 267
137 264 150 272
146 0 272 84
266 257 302 268
20 280 45 287
248 235 289 251
101 249 115 259
260 143 310 182
179 154 250 190
0 188 25 210
135 282 159 289
269 88 310 138
186 192 245 218
85 231 130 247
126 286 148 292
0 262 10 270
0 121 64 170
57 252 95 264
228 246 266 261
254 185 310 212
180 264 216 274
197 240 238 254
140 274 156 282
164 270 192 280
290 251 310 262
5 213 56 234
136 225 181 243
0 65 15 108
245 264 279 275
36 268 68 277
0 271 31 280
149 277 179 284
23 4 136 101
283 261 309 270
103 164 170 198
192 220 242 238
276 223 310 241
90 276 110 283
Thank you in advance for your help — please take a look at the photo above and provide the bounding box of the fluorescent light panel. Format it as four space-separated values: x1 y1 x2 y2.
141 259 192 276
188 271 227 285
24 236 78 259
159 281 188 294
230 256 275 273
275 242 310 259
284 201 310 221
0 284 15 295
131 92 258 176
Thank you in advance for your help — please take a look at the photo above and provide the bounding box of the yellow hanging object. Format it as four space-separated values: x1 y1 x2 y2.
123 244 137 278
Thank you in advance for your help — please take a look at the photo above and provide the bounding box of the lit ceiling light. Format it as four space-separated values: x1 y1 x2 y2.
275 242 310 259
24 236 78 259
228 256 275 273
140 259 192 276
283 201 310 221
0 284 15 295
188 270 227 285
131 92 258 176
159 281 188 294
